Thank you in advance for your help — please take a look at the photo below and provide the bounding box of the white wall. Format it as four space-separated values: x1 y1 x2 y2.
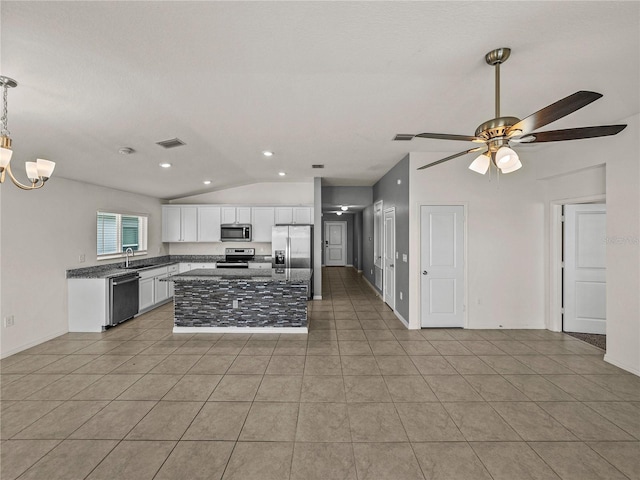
0 177 165 357
170 182 314 205
408 113 639 375
537 114 639 375
408 152 545 331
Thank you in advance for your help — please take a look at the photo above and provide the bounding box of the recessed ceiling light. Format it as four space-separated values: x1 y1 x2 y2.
203 180 211 185
278 171 286 176
263 151 274 157
159 162 172 168
336 211 343 216
341 206 348 211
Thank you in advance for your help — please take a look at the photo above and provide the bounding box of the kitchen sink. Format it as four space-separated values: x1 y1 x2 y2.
120 263 157 269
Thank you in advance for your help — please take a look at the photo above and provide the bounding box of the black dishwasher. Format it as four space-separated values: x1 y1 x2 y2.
109 273 139 326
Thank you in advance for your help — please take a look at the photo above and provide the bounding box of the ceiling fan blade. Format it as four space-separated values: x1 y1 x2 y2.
507 91 603 136
516 124 627 143
394 133 481 142
417 147 485 170
415 132 483 142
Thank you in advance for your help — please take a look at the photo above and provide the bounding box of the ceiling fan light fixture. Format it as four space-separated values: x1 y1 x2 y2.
499 157 523 174
468 152 491 175
495 146 519 168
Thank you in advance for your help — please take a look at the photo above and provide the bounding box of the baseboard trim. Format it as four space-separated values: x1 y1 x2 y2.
394 310 409 328
362 275 382 297
313 295 323 300
173 326 308 334
1 329 68 358
603 353 640 376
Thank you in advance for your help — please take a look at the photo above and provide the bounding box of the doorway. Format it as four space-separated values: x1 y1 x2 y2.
420 205 465 328
383 208 395 309
324 221 347 266
563 203 607 335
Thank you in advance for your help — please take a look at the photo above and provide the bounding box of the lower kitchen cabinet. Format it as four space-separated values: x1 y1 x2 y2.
138 265 174 313
139 277 155 311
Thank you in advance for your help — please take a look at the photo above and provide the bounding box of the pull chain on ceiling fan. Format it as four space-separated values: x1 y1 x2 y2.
395 48 627 174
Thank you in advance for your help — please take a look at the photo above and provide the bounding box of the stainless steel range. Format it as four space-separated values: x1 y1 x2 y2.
216 248 255 268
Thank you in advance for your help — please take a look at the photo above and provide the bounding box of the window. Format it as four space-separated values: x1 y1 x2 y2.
97 211 148 258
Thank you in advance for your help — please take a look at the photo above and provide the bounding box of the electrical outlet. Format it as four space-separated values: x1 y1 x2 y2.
402 254 407 262
395 251 399 259
79 254 86 263
4 316 15 327
370 269 373 275
232 299 239 308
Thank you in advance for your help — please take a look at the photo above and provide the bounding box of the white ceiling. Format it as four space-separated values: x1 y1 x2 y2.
2 1 638 200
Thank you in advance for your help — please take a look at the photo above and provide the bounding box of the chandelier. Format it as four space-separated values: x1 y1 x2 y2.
0 76 56 190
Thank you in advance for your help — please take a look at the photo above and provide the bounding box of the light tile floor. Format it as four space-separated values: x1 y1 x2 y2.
1 267 639 479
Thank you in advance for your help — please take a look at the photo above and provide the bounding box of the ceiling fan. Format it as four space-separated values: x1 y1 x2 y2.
395 48 627 174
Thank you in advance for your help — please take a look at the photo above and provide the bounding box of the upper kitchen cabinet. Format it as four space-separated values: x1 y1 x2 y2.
198 206 221 242
275 206 313 225
221 206 252 224
162 205 198 242
251 207 275 242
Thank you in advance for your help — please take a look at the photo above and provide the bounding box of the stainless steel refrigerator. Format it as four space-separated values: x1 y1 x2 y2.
272 225 313 269
272 224 313 298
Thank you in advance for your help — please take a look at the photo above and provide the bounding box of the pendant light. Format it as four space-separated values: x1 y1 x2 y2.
0 76 56 190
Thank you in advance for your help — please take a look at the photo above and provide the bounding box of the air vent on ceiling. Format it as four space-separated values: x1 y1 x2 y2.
156 138 186 149
312 164 325 169
393 134 414 141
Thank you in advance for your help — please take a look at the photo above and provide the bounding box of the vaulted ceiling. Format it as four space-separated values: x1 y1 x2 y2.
2 1 638 199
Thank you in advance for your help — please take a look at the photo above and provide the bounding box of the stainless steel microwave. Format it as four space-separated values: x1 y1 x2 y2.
220 224 252 242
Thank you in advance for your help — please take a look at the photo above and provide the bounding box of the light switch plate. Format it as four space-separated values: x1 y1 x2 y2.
402 254 408 262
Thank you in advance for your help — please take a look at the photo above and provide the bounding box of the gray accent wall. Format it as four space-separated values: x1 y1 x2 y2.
371 155 410 320
362 204 375 284
322 186 373 208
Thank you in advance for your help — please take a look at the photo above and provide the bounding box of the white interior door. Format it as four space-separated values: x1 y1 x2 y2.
324 221 346 266
383 208 395 309
563 204 606 334
421 205 464 328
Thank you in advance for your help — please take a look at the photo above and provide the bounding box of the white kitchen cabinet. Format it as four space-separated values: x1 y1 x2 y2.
251 207 275 242
155 274 169 303
198 206 221 242
221 206 251 224
139 277 155 311
162 206 198 242
275 206 313 225
167 264 178 297
293 207 313 224
138 266 172 313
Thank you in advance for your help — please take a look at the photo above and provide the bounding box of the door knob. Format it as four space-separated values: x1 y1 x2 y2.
422 270 428 275
390 264 394 268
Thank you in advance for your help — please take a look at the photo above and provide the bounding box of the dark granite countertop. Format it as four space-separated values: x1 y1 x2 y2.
168 268 312 284
67 260 180 279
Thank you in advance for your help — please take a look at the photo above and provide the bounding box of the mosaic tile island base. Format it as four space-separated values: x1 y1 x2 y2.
168 268 312 333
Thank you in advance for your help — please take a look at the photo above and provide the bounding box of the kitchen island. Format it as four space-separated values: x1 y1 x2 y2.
168 268 311 333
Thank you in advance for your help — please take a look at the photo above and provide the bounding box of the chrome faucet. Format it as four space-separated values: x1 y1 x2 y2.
125 247 134 268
